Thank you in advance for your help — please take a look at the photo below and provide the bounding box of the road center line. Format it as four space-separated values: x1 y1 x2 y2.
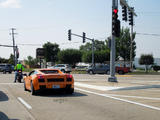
17 97 32 110
75 88 160 111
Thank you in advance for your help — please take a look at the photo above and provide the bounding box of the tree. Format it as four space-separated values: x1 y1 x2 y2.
24 56 39 68
80 40 106 52
0 57 8 63
139 54 154 73
43 42 60 63
58 49 82 67
80 40 110 64
115 27 136 61
8 54 14 65
82 50 110 64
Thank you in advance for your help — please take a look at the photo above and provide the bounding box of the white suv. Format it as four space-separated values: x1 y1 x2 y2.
50 64 72 73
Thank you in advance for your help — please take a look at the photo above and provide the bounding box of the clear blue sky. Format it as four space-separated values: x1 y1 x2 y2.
0 0 160 60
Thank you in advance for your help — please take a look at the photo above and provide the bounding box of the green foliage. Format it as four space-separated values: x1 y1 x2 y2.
24 56 39 68
115 27 136 61
139 54 154 73
80 40 110 64
82 50 110 63
82 51 92 63
153 65 160 72
43 42 60 62
58 49 82 66
8 54 14 65
139 54 154 65
0 57 8 63
80 40 106 52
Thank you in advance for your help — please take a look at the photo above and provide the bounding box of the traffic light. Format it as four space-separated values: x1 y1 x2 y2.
68 29 71 41
82 32 86 43
122 6 127 21
115 19 120 37
112 8 120 37
128 9 133 26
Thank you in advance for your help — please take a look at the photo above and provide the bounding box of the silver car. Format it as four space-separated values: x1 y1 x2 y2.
49 64 72 73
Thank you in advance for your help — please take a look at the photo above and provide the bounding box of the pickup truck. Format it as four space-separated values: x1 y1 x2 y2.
116 66 130 75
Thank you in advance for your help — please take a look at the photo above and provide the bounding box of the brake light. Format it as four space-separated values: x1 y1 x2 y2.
37 74 44 79
67 74 72 79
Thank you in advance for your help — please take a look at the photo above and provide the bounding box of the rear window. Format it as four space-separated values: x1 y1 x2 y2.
40 70 59 74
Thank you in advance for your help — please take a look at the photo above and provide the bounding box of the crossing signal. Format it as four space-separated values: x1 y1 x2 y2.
112 9 120 37
82 32 86 43
122 6 127 21
68 29 71 41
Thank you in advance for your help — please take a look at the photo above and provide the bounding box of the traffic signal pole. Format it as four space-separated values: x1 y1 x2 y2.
130 24 133 70
68 30 95 66
108 0 118 82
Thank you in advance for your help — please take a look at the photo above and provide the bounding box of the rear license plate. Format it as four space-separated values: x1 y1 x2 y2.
52 85 60 89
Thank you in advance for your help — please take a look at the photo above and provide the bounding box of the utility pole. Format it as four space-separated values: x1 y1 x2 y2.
130 24 133 70
108 0 118 82
10 28 17 66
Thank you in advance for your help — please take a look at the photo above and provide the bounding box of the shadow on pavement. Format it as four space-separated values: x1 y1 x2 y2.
0 111 19 120
34 90 88 98
0 91 9 102
111 84 160 91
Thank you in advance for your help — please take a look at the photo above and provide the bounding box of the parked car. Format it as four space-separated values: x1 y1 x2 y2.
115 66 130 75
23 69 74 95
75 66 88 71
86 64 110 74
0 64 13 74
86 64 130 75
49 64 72 73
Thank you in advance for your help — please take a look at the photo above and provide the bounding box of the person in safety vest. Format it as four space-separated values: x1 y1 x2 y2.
14 62 24 83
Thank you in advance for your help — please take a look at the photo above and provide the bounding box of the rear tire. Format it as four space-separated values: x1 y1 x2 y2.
118 70 124 75
106 71 110 75
89 70 94 74
66 88 74 94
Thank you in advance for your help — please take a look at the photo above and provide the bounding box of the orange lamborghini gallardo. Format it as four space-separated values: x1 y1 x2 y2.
23 69 74 95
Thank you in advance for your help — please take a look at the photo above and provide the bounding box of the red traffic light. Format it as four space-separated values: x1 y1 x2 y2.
113 9 118 14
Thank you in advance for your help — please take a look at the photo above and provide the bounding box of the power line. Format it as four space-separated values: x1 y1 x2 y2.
137 33 160 37
17 43 42 46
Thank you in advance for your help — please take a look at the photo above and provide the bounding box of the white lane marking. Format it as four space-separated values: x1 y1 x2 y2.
0 83 22 85
75 82 123 91
101 94 160 100
17 97 32 110
131 81 160 84
75 88 160 111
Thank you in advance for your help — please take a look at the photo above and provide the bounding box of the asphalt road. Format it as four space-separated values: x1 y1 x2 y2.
0 73 160 120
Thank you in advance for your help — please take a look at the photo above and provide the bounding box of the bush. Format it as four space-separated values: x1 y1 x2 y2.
153 65 160 72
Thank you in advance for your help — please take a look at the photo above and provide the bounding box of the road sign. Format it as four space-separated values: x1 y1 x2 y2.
36 48 45 59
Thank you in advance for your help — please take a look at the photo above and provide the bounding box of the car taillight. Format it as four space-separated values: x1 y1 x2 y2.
66 74 72 82
37 74 44 79
67 74 72 78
